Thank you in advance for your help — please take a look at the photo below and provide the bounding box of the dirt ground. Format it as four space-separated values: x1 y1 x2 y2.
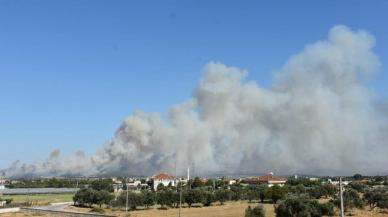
1 201 388 217
0 213 48 217
66 201 275 217
64 201 388 217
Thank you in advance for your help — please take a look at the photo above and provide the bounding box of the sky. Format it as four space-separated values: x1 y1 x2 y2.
0 0 387 169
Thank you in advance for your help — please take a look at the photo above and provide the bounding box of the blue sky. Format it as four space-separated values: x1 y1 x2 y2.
0 0 387 168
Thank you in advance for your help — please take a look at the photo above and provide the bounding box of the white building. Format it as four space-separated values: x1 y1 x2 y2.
327 179 350 186
0 177 5 189
152 173 177 190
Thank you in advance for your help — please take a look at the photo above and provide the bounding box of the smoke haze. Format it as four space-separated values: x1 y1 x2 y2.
3 25 388 177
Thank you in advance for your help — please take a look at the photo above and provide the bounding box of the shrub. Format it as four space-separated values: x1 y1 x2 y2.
90 207 105 214
245 204 265 217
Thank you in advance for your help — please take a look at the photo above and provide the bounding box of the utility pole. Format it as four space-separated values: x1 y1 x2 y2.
339 177 345 217
179 181 182 217
187 167 190 190
125 182 129 213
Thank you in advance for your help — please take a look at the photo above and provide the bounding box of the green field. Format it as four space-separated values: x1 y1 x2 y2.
1 193 74 205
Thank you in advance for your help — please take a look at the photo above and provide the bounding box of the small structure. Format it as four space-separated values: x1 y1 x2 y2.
327 179 350 186
0 201 6 207
152 173 177 190
228 179 237 185
0 177 6 189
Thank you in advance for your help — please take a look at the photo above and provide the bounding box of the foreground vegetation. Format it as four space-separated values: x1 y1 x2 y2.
69 175 388 217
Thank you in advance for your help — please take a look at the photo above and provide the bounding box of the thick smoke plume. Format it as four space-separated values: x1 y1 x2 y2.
3 25 388 177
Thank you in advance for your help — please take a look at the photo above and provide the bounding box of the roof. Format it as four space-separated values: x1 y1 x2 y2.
243 174 287 183
257 174 287 182
152 173 176 180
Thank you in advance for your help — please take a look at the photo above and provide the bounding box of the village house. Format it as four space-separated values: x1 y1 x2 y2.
243 173 287 187
327 179 351 186
152 173 177 190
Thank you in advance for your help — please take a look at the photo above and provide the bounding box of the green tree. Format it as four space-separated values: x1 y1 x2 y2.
215 189 229 205
321 184 337 198
93 190 113 207
203 191 215 206
156 183 167 191
192 177 204 189
258 186 267 203
185 189 205 207
230 185 243 201
141 190 155 208
275 198 334 217
353 174 363 180
364 188 388 210
90 179 114 192
245 204 265 217
247 188 259 203
265 186 286 204
73 188 96 207
334 189 363 214
349 182 366 193
156 189 174 208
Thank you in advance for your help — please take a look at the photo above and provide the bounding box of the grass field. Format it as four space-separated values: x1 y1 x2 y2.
0 193 74 205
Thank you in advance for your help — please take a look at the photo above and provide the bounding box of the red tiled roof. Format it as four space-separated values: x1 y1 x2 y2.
257 175 287 182
243 174 287 183
152 173 176 180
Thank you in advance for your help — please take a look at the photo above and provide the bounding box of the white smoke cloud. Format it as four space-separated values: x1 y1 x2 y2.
3 25 388 177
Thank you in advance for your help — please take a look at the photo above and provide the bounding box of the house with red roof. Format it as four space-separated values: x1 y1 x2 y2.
152 173 177 190
243 173 287 187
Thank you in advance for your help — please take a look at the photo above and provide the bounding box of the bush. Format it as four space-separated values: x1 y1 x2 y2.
319 202 335 216
245 204 265 217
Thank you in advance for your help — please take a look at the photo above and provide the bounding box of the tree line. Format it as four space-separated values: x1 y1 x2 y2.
71 176 388 217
